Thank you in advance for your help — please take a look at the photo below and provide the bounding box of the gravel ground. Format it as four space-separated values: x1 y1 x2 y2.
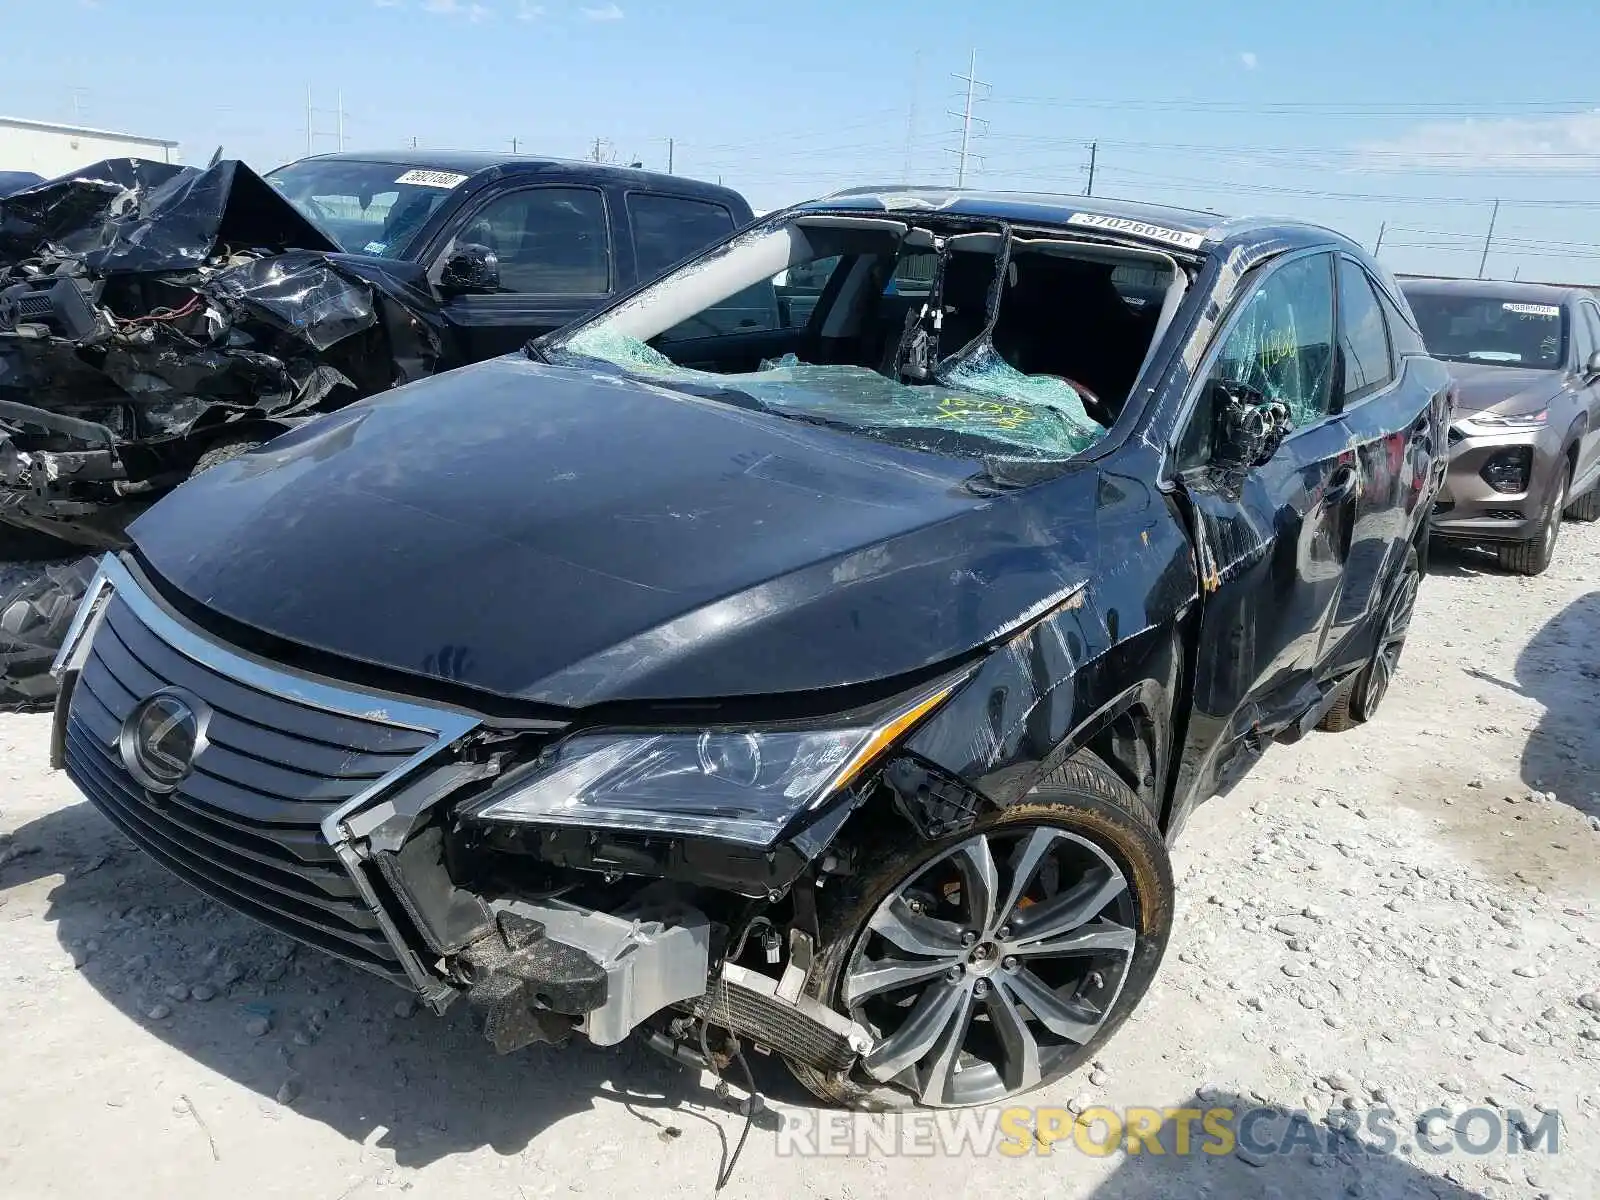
1 524 1597 1200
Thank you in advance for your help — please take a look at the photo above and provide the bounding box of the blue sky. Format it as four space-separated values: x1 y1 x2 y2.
5 0 1600 282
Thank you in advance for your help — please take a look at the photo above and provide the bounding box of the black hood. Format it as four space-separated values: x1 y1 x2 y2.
1446 361 1566 416
127 357 1099 707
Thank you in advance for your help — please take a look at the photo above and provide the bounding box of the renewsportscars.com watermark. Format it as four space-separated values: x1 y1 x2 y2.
776 1105 1562 1159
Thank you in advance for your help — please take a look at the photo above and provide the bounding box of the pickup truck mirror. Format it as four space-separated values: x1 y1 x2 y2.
1210 380 1294 471
439 243 501 294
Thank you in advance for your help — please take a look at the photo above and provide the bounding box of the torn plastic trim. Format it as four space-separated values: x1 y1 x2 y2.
70 552 483 1009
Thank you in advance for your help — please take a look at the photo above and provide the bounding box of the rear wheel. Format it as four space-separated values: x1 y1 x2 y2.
1497 471 1566 576
1319 545 1420 732
1566 482 1600 522
788 751 1172 1110
0 558 97 709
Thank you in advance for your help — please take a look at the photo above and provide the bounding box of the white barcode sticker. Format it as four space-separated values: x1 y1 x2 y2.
1502 302 1560 317
1067 212 1206 250
395 169 471 189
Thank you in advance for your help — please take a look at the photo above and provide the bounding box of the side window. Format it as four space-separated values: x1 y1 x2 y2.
452 187 609 295
628 194 736 280
1337 258 1395 402
1178 253 1335 468
658 255 846 342
1578 303 1600 365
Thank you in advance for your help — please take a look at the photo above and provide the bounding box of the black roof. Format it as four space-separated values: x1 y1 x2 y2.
285 150 747 202
1396 275 1587 307
797 187 1355 257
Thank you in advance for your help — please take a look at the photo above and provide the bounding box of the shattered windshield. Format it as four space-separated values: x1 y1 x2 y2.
1405 292 1568 369
544 214 1180 463
265 159 462 258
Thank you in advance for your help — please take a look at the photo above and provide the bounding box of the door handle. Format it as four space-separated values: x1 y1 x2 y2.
1326 465 1360 505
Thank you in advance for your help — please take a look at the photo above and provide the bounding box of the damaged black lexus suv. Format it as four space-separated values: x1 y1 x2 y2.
50 191 1449 1109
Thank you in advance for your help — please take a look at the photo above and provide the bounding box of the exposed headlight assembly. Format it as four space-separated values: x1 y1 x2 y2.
467 684 956 847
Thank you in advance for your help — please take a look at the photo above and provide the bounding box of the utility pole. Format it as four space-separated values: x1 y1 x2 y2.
589 137 609 163
902 49 922 181
1085 141 1098 197
1373 221 1387 258
946 49 989 188
510 137 520 153
1478 199 1500 281
306 85 314 157
667 137 674 173
336 89 346 152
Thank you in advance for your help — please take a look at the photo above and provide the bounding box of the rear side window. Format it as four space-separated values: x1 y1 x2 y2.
1579 303 1600 364
628 195 736 280
454 187 610 295
1338 258 1394 402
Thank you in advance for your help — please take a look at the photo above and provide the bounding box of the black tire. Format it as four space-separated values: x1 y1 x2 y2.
191 438 263 476
0 520 79 563
787 749 1173 1110
1497 470 1567 576
0 558 97 709
1566 483 1600 523
1318 545 1421 733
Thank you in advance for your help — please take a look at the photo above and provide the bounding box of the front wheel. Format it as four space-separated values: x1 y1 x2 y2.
788 751 1172 1110
1497 471 1566 576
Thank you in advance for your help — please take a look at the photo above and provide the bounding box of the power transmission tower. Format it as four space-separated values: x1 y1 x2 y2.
1085 141 1097 196
1478 199 1500 280
304 88 350 156
945 49 989 188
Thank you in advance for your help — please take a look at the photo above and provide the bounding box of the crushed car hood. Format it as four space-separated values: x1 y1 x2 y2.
128 356 1100 707
1447 361 1565 416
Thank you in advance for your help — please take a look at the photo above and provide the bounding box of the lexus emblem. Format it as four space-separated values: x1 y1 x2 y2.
119 690 209 794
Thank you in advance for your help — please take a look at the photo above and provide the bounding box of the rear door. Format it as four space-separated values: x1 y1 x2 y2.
1170 250 1356 804
433 183 616 364
1320 256 1436 666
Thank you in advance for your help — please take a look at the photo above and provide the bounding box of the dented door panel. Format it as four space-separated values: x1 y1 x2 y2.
1169 416 1356 823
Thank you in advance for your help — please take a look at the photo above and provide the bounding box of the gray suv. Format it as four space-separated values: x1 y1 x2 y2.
1401 277 1600 574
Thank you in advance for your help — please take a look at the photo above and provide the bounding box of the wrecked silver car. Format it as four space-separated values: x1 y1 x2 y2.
51 190 1446 1111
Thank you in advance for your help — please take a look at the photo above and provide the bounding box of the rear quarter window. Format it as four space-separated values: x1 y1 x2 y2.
628 194 737 280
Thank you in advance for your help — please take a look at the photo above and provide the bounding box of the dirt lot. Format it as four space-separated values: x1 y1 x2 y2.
2 524 1597 1200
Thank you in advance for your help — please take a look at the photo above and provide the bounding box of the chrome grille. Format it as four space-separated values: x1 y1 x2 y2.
60 557 477 989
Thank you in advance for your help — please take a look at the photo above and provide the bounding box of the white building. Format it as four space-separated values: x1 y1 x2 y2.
0 116 180 181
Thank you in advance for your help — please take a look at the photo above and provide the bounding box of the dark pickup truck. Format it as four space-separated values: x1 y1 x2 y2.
0 150 756 553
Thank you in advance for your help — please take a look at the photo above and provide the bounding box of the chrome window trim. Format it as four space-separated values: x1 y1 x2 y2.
60 552 482 1005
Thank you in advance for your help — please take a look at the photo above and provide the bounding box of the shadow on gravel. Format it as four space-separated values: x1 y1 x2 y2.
1080 1089 1492 1200
12 800 785 1175
1511 590 1600 822
1423 541 1507 579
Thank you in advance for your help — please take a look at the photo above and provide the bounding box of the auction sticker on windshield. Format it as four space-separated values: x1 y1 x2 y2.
394 169 471 189
1502 303 1561 317
1067 212 1206 251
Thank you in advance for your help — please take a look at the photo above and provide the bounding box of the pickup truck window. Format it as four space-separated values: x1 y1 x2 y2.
266 158 459 257
629 195 736 279
458 187 611 295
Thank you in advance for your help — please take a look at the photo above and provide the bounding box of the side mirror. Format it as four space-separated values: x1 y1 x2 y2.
1212 381 1294 470
1586 349 1600 378
439 243 500 294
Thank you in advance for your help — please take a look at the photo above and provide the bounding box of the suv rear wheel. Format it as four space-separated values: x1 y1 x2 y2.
1566 481 1600 522
788 751 1172 1110
1320 545 1420 732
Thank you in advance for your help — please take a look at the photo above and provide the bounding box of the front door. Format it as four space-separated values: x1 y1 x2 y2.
435 184 616 365
1169 250 1357 810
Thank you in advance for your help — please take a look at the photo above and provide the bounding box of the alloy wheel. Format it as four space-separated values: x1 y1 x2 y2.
1360 559 1420 717
840 825 1138 1107
1544 476 1567 559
